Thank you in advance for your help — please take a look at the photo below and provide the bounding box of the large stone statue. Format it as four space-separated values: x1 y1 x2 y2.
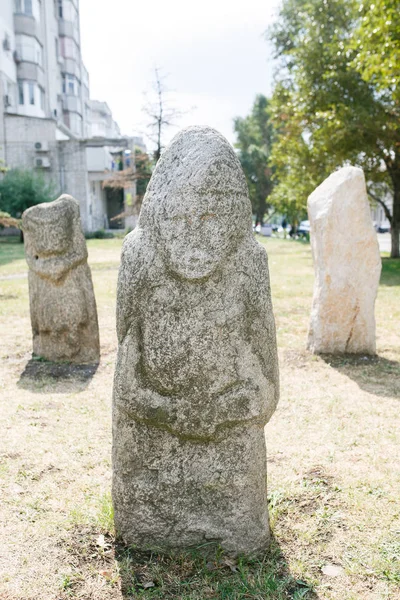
22 195 100 363
307 166 381 354
112 126 279 555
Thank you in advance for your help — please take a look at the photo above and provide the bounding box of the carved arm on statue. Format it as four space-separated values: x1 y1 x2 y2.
27 250 86 281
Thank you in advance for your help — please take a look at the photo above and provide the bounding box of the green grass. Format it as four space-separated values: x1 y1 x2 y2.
0 235 399 600
381 257 400 286
115 544 313 599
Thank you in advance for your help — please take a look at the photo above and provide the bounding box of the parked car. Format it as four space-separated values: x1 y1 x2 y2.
297 220 310 238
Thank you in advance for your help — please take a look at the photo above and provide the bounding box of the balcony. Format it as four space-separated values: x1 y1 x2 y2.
58 19 79 45
14 14 42 43
62 94 82 115
17 62 45 87
62 57 80 78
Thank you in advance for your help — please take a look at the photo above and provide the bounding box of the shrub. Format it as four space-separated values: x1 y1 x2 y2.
0 169 56 218
85 229 114 240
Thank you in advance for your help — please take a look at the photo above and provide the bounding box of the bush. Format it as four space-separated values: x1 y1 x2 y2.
85 229 114 240
0 169 56 218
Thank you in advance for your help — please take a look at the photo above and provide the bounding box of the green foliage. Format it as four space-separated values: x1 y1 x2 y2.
135 147 153 201
268 0 400 255
0 168 56 218
234 95 274 223
351 0 400 104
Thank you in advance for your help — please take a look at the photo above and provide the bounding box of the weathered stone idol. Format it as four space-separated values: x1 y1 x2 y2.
112 126 279 555
22 195 100 363
307 166 381 354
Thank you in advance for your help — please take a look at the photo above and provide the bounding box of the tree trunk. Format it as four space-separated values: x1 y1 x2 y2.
391 177 400 258
391 225 399 258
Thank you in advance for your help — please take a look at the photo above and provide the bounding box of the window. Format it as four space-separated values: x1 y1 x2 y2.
60 36 78 60
15 0 40 20
28 81 35 105
18 81 24 105
15 35 43 66
39 86 45 110
69 112 82 136
58 0 79 37
62 73 80 96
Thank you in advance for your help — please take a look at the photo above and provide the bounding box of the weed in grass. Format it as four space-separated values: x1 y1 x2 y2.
97 491 115 535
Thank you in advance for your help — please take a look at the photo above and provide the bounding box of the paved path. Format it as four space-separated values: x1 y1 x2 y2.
377 233 391 253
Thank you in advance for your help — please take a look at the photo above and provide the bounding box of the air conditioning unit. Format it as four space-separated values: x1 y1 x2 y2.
35 157 51 168
3 36 11 52
34 141 49 152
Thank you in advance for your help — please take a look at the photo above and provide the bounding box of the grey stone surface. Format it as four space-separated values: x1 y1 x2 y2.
22 194 100 363
307 166 382 354
112 126 279 555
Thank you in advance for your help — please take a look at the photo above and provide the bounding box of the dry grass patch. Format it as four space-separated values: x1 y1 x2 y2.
0 236 399 599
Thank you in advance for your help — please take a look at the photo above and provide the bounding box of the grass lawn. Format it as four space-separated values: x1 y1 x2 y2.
0 235 399 599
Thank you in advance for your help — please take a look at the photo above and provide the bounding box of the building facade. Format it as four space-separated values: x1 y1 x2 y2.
0 0 144 231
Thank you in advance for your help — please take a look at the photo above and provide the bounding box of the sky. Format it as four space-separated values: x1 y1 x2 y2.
79 0 281 151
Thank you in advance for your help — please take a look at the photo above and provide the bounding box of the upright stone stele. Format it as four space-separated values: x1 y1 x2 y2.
22 195 100 363
112 126 279 555
307 166 381 354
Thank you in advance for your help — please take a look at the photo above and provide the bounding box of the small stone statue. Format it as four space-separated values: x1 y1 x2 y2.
22 195 100 363
307 167 381 354
112 127 279 555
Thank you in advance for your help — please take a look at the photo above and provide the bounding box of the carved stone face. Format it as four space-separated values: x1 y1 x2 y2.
24 203 74 257
158 186 238 280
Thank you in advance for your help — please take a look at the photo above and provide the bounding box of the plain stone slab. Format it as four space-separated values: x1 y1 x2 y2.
112 126 279 555
22 194 100 363
307 166 381 354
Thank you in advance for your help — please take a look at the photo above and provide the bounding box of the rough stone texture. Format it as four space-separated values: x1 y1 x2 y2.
112 126 279 555
22 195 100 363
307 166 381 354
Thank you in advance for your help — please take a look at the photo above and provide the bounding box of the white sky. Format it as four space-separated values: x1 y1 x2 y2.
79 0 281 150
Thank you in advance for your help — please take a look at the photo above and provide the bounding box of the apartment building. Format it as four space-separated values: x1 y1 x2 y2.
0 0 142 231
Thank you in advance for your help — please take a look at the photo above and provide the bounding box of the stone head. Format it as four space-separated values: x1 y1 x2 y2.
139 127 252 280
22 195 84 258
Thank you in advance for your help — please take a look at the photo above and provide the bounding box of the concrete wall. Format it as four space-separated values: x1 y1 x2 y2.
58 139 90 230
86 146 112 172
4 114 61 189
88 175 108 231
4 114 90 231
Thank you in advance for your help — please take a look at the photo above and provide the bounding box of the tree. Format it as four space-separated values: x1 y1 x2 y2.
102 147 153 216
0 211 20 229
234 95 274 224
143 67 184 162
268 0 400 257
0 169 56 218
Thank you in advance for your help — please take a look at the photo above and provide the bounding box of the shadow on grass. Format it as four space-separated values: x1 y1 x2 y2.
322 354 400 398
17 358 99 393
380 258 400 287
113 535 319 599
